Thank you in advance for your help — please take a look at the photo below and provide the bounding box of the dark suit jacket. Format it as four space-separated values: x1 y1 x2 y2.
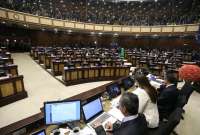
112 115 148 135
157 84 179 119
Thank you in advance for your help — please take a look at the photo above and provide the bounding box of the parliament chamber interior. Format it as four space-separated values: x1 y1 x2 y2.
0 0 200 135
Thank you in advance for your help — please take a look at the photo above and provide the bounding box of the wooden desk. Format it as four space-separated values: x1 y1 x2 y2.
0 52 11 59
0 75 27 107
51 60 68 76
38 52 45 64
44 55 63 69
45 81 135 135
0 58 14 64
0 64 18 76
62 66 130 86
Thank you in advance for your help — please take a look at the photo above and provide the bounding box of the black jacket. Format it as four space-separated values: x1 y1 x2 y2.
158 84 179 119
112 115 148 135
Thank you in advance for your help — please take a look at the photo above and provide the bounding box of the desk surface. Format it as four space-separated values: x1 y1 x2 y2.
45 86 136 135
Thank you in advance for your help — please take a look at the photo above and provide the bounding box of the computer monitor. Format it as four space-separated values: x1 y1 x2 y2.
44 100 81 125
106 83 121 99
82 98 103 122
31 129 46 135
147 74 156 81
122 77 134 90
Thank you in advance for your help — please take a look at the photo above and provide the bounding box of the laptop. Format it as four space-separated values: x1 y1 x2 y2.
106 83 121 99
82 98 117 130
31 129 46 135
121 77 134 91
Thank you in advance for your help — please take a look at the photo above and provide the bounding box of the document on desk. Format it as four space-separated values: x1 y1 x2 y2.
150 81 162 89
110 96 121 108
108 107 124 122
80 126 97 135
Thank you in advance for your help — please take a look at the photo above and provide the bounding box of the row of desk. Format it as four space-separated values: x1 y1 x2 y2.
0 49 27 107
0 64 18 76
31 47 178 81
62 66 130 85
45 75 164 135
0 75 27 107
30 48 131 86
51 60 124 76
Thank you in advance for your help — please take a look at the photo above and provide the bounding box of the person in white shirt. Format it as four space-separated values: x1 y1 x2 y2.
133 74 159 128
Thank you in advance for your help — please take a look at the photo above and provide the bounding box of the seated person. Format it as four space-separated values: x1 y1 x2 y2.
157 73 179 120
133 74 159 128
134 67 149 76
103 92 148 135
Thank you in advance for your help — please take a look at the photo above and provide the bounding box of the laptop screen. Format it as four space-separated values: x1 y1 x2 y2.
106 83 121 99
31 129 46 135
44 100 81 125
82 98 103 122
122 77 134 90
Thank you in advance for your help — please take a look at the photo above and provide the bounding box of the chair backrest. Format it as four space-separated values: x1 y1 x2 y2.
163 108 183 135
180 82 194 103
176 94 187 108
154 108 183 135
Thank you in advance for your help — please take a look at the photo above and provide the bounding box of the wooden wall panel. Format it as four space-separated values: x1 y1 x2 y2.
104 26 113 31
7 12 24 21
141 27 151 32
29 29 198 49
151 27 161 32
65 22 75 28
122 27 131 32
40 18 52 25
174 26 186 32
25 16 39 23
75 23 84 29
1 83 14 97
53 20 64 27
0 9 7 18
85 24 94 30
162 27 173 32
113 26 121 32
95 25 104 31
187 25 199 32
131 27 140 32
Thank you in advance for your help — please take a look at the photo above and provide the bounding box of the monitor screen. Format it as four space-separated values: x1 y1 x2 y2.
82 98 103 122
106 83 121 99
31 129 46 135
44 100 81 125
122 77 134 90
147 74 156 81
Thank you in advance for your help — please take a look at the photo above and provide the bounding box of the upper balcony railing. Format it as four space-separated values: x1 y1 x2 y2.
0 7 199 34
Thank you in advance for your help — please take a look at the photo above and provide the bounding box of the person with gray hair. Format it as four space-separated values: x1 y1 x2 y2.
104 92 148 135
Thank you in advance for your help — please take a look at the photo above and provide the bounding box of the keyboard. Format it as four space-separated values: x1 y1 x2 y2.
89 113 111 128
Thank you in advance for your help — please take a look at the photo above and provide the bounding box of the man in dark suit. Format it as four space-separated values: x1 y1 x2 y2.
157 73 179 120
103 92 148 135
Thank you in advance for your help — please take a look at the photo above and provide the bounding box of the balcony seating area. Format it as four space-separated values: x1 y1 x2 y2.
0 0 199 26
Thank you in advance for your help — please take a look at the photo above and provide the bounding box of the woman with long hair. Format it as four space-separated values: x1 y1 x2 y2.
133 74 159 128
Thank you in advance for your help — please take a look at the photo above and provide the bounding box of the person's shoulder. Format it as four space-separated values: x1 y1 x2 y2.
165 84 177 91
